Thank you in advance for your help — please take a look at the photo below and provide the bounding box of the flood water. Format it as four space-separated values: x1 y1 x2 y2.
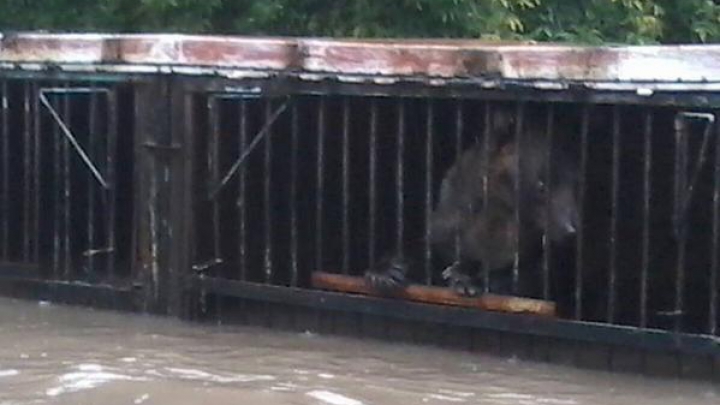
0 297 717 405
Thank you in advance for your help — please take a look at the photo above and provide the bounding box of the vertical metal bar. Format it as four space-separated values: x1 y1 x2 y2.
453 101 463 264
512 102 525 294
32 83 40 263
184 92 197 292
289 101 298 286
106 90 118 278
208 96 222 318
424 100 434 285
238 99 248 282
0 80 8 259
541 104 554 300
640 111 653 328
673 117 687 234
575 104 589 320
396 99 405 257
62 84 71 278
673 114 688 332
482 103 493 293
711 113 720 335
129 86 140 287
52 89 61 278
368 99 377 269
87 85 97 274
315 98 325 272
23 82 31 261
264 99 273 283
341 98 351 274
608 105 621 323
208 97 221 269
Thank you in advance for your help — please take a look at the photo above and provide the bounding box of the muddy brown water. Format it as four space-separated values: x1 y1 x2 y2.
0 297 717 405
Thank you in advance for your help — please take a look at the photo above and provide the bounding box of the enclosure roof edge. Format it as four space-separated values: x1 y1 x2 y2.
1 32 720 88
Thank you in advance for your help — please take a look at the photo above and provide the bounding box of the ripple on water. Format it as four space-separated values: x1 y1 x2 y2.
45 363 147 397
0 369 19 378
306 390 365 405
147 367 276 384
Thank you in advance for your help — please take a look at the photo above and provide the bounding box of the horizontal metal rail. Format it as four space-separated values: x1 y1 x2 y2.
190 275 720 356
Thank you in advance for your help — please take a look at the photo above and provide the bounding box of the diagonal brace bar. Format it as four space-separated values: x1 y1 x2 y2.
39 89 110 190
673 111 716 236
208 96 290 199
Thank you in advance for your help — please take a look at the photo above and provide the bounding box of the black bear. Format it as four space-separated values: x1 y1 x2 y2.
365 107 580 299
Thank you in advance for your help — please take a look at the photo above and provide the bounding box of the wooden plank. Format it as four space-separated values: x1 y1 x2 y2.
311 271 556 317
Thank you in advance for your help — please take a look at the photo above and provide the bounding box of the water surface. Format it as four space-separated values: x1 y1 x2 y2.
0 297 716 404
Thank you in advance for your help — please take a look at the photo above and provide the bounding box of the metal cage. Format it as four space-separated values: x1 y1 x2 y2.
2 33 720 379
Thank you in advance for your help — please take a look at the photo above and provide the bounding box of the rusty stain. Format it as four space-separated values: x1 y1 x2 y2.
1 33 720 86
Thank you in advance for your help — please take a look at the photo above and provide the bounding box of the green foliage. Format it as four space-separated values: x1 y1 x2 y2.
0 0 719 44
